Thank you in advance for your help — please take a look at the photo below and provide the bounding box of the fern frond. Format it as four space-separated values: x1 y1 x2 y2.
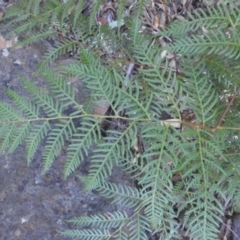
139 124 180 234
64 117 102 178
61 50 123 115
7 122 31 154
160 7 226 37
6 89 39 118
0 101 22 121
183 184 224 239
57 0 76 30
168 30 240 59
118 80 153 119
179 130 227 178
85 121 137 190
116 0 127 30
40 0 75 30
127 212 150 240
2 14 29 32
3 0 43 36
204 55 240 91
9 19 40 36
176 129 226 239
0 119 31 154
3 4 33 25
159 5 240 62
61 229 111 240
111 230 128 240
97 181 141 209
62 51 154 119
181 59 219 124
160 5 240 37
66 211 128 229
38 39 80 70
87 0 101 33
43 119 76 171
132 38 185 119
123 0 149 47
22 78 62 117
26 122 51 164
68 0 87 28
17 30 56 46
3 1 240 238
0 101 31 152
42 68 85 113
0 124 17 152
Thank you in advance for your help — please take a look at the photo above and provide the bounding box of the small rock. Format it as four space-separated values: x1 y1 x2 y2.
56 218 63 226
2 48 9 57
13 59 22 65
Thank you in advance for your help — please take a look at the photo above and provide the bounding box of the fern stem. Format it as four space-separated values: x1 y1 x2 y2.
3 114 240 132
212 86 240 133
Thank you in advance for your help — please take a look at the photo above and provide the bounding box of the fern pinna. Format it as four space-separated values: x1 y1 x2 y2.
1 0 240 239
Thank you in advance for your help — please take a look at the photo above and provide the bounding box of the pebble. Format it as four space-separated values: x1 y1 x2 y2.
2 48 9 56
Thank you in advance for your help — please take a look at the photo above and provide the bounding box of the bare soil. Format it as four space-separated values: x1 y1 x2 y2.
0 24 116 240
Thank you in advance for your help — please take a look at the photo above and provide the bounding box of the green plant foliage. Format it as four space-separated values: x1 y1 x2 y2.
2 0 240 239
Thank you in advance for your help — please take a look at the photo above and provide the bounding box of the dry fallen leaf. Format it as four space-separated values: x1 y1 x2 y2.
182 0 188 7
161 50 167 59
0 35 18 49
159 11 166 29
93 99 110 116
160 119 181 128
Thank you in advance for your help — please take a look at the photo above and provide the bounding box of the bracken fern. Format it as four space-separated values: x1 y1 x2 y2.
1 0 240 239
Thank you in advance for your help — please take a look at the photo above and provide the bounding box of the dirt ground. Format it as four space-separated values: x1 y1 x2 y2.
0 19 118 240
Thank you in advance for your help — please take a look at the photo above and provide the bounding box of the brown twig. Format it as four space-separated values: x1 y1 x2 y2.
212 86 240 133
